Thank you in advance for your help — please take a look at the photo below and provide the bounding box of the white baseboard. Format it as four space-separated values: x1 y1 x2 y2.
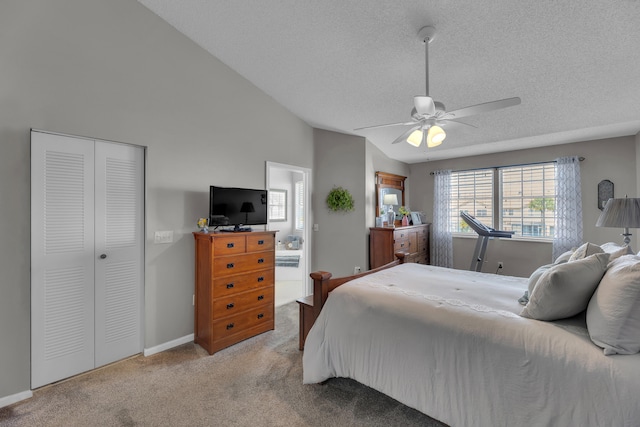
0 390 33 409
143 333 194 357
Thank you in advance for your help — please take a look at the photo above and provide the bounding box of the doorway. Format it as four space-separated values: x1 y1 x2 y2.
31 130 145 388
266 162 312 305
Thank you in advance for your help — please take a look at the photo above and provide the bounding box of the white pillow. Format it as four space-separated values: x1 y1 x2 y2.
599 242 634 262
586 254 640 355
520 253 610 321
600 242 625 252
568 242 603 262
527 263 554 297
608 245 634 262
553 249 574 264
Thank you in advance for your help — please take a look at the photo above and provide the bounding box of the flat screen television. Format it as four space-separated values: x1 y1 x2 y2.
209 186 268 232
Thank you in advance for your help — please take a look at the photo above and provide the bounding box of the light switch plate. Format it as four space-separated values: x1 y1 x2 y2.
154 230 174 244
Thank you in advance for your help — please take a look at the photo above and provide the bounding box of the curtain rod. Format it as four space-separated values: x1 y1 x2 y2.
429 157 585 176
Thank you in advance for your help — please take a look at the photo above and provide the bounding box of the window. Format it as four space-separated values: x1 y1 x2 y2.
450 162 556 239
268 189 287 222
450 170 493 233
294 181 304 231
500 164 556 238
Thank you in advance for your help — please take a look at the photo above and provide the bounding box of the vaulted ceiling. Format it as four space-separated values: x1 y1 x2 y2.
138 0 640 163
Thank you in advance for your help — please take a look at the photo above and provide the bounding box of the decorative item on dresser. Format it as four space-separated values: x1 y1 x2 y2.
193 231 276 354
369 224 430 269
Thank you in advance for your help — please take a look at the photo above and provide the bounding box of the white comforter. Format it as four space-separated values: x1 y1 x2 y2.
303 263 640 427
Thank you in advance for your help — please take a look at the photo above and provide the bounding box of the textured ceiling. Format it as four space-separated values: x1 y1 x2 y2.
138 0 640 163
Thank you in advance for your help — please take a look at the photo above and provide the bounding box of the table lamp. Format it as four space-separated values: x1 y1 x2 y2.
596 196 640 245
383 194 398 227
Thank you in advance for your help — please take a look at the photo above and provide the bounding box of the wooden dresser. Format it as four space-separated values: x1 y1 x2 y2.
193 231 276 354
369 224 430 269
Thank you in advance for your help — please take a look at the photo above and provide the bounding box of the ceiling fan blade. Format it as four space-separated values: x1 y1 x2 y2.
441 119 478 128
391 125 421 145
414 96 435 116
354 120 416 131
446 97 521 119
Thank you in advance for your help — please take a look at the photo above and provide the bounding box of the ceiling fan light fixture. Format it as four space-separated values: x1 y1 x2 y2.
406 129 424 147
427 125 446 147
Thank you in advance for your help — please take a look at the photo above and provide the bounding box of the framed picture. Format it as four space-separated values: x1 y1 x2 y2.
410 212 421 225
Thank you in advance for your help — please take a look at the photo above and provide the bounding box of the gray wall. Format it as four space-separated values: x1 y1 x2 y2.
409 136 638 277
0 0 313 400
313 130 367 277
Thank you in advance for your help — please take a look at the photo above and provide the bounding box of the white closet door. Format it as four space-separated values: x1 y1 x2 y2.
94 141 144 366
31 132 96 388
32 131 144 388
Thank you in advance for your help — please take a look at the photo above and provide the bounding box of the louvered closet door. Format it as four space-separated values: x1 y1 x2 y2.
31 131 144 388
31 132 96 388
94 142 143 367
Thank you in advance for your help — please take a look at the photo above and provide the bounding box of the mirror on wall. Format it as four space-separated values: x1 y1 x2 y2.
375 172 406 226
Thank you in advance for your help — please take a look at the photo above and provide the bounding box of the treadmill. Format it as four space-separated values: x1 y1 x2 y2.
460 211 515 272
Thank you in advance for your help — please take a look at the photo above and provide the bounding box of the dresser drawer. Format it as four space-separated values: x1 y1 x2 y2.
247 234 274 252
213 235 246 255
394 230 410 240
212 305 274 341
213 252 274 276
212 268 274 298
394 238 410 252
212 287 274 318
418 235 428 252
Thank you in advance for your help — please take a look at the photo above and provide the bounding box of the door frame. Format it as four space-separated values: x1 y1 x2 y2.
266 161 312 295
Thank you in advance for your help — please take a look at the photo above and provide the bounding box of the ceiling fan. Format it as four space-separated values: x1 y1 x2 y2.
355 26 521 148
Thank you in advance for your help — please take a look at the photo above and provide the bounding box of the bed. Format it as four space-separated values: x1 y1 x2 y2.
302 251 640 426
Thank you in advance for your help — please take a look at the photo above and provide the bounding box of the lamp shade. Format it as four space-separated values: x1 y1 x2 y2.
596 197 640 228
426 125 446 147
383 194 398 206
406 129 423 147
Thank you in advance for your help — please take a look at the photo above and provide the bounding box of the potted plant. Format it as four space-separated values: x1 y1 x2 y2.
398 206 410 226
326 186 355 212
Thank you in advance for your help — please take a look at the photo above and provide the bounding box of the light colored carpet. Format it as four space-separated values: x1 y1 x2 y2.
0 303 446 426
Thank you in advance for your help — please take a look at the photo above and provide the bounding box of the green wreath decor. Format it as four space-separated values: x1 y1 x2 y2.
326 186 355 212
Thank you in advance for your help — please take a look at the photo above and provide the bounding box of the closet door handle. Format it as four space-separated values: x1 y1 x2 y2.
99 254 107 259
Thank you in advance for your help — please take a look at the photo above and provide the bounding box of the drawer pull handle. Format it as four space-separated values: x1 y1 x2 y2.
257 313 264 319
227 243 234 248
226 303 234 309
258 240 264 245
257 276 264 282
257 295 264 301
226 283 234 289
226 323 234 330
257 258 264 264
227 263 234 269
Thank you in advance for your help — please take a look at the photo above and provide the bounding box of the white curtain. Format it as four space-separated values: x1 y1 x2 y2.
553 156 583 261
432 169 453 268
